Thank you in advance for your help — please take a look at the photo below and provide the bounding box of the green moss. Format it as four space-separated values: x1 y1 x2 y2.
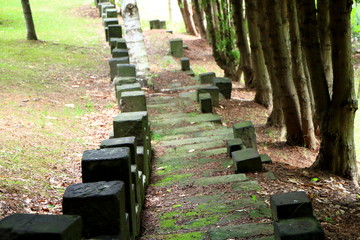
160 219 177 229
153 173 193 187
162 210 180 219
163 231 205 240
185 215 220 228
172 204 182 208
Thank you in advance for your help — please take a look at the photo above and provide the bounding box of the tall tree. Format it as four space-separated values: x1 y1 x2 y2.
192 0 207 38
178 0 198 36
21 0 38 40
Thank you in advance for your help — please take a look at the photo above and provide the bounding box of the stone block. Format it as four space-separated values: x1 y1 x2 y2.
113 112 148 146
261 154 272 164
180 57 190 71
120 91 147 112
199 72 216 84
117 64 136 78
116 83 141 100
116 38 127 49
270 191 314 221
98 3 113 17
212 77 232 99
170 39 183 58
274 217 324 240
109 58 130 81
63 181 129 239
137 146 149 185
159 20 166 29
233 121 257 149
109 37 122 50
199 93 212 113
231 148 262 173
149 19 160 29
131 165 143 207
108 25 122 41
114 76 136 87
81 147 131 185
112 49 129 58
100 137 138 166
226 138 245 157
106 8 118 18
103 18 118 27
0 214 82 240
197 86 219 107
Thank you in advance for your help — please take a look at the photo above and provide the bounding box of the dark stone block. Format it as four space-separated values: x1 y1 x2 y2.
113 112 148 146
98 3 113 17
109 58 130 81
131 165 143 207
197 86 219 106
231 148 262 173
0 214 82 240
117 64 136 78
120 91 147 112
212 77 232 99
112 49 129 58
233 121 257 149
274 217 324 240
81 147 131 184
109 37 123 50
270 191 314 221
114 77 136 87
63 181 128 239
261 154 272 164
199 93 212 113
199 72 216 84
180 57 190 71
149 20 160 29
115 83 141 100
106 8 117 18
116 38 127 49
108 25 122 41
159 20 166 29
100 137 138 166
137 146 149 185
170 39 183 57
226 138 244 157
103 18 118 27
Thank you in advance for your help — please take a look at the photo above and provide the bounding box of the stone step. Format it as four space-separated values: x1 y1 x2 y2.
150 114 221 127
158 127 232 141
152 122 219 136
159 133 232 147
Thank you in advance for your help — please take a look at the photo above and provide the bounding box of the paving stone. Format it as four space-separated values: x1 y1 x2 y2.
270 191 314 221
197 86 219 106
212 77 232 99
199 72 216 84
109 58 130 81
233 121 257 149
115 83 141 100
151 113 221 127
165 139 225 154
199 93 212 113
0 213 82 240
231 180 261 191
190 174 249 186
112 49 129 58
226 138 245 157
120 91 147 112
159 134 232 147
161 127 232 140
152 122 219 136
208 223 273 239
274 217 324 240
170 39 183 57
63 181 129 239
232 148 262 173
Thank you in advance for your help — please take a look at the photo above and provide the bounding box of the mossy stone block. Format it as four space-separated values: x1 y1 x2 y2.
114 76 136 86
199 72 215 84
131 165 143 207
112 49 129 58
63 181 129 239
233 121 257 149
159 20 166 29
212 77 232 99
120 91 147 112
106 8 117 18
103 17 118 27
226 138 245 157
197 86 219 107
116 38 127 49
270 191 313 221
149 19 160 29
137 146 149 185
117 64 136 78
107 24 122 41
170 39 183 57
0 214 82 240
180 57 190 71
98 3 113 17
115 82 141 100
274 217 324 240
261 154 272 164
100 136 138 166
232 148 262 173
109 58 130 81
199 93 212 113
109 37 123 50
113 112 147 145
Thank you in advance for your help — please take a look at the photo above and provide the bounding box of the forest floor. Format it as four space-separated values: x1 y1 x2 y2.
0 3 359 240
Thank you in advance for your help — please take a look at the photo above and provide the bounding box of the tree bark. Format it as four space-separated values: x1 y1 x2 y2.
231 0 253 87
121 0 150 80
266 0 303 145
313 0 358 180
192 0 207 38
288 0 316 149
21 0 38 40
178 0 198 36
245 0 272 108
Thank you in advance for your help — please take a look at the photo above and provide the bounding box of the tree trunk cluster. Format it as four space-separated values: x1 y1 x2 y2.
177 0 358 181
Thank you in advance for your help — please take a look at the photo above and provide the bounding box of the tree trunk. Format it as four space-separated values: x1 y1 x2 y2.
178 0 198 35
313 0 358 181
245 0 272 108
288 0 317 149
192 0 207 38
266 0 303 145
231 0 253 87
121 0 150 80
21 0 38 40
317 0 333 96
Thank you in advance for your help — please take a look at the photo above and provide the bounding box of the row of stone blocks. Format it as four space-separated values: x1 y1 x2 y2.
270 191 325 239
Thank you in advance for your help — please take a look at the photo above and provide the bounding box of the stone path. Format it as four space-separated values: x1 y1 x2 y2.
140 89 274 239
